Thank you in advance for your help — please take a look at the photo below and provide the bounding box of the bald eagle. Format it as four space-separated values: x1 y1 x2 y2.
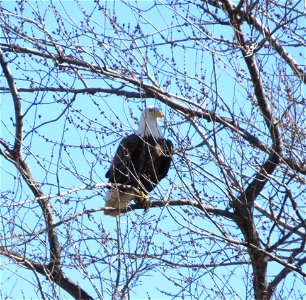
104 107 173 216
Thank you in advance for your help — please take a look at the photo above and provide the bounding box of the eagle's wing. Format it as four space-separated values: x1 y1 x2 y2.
156 139 174 181
105 134 142 186
140 138 173 194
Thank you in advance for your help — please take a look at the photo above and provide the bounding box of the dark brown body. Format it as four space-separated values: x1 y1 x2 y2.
106 134 173 195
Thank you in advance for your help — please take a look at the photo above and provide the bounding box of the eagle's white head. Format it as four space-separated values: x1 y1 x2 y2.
137 106 164 138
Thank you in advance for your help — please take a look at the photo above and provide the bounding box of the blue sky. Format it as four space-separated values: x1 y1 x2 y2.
1 0 305 299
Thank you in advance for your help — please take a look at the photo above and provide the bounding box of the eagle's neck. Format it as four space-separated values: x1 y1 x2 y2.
137 114 163 139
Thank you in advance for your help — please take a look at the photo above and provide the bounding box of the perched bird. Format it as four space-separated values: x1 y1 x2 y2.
104 106 173 216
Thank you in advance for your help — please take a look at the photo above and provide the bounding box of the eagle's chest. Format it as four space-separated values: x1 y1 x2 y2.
137 140 165 173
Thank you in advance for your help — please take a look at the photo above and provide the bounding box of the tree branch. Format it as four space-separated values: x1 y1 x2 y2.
124 252 250 269
254 203 304 238
267 255 306 299
0 47 23 157
0 47 62 293
36 199 238 237
3 109 62 276
0 86 145 98
0 247 94 300
219 2 285 298
207 0 305 83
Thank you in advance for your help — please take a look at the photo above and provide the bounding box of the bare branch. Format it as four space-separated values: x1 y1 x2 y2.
208 0 306 83
0 247 94 300
0 86 146 98
0 47 23 157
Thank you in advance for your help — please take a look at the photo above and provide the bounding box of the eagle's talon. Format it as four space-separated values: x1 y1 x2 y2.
142 199 151 211
138 191 151 211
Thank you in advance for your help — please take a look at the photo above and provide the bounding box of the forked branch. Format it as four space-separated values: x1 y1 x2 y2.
0 46 93 300
0 247 93 300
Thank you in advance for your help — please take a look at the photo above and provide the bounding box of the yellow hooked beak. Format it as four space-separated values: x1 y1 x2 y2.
154 110 163 118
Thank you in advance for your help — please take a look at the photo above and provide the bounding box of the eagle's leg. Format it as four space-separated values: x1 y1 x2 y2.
138 191 151 211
